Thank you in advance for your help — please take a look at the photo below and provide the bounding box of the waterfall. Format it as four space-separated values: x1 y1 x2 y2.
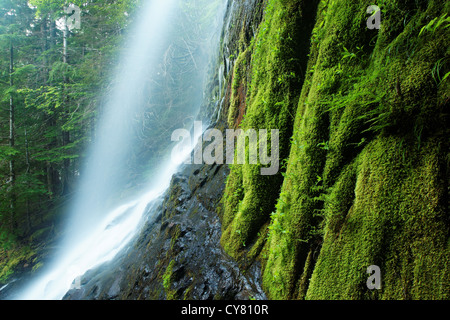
17 0 227 300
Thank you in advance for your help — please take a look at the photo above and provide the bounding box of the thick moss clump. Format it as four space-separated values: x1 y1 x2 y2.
222 0 449 299
221 0 320 262
307 137 449 299
261 0 449 299
0 245 36 284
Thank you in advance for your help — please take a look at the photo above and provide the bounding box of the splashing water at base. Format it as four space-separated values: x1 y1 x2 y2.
19 141 195 300
17 0 226 300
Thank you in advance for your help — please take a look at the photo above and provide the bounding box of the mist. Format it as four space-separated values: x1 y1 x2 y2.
17 0 226 300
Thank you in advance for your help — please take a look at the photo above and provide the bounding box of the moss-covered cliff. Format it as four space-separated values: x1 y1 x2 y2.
221 0 449 299
8 0 447 301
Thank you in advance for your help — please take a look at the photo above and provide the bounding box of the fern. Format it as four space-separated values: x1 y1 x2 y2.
442 71 450 82
431 57 449 85
342 46 356 61
419 13 450 36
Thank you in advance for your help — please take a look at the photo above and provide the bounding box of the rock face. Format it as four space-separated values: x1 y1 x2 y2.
64 160 265 300
219 0 449 300
63 0 268 301
16 0 450 302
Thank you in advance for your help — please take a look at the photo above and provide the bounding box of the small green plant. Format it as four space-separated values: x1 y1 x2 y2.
317 141 329 150
431 57 449 85
163 260 175 290
342 46 357 61
268 211 287 236
419 13 450 36
341 46 364 62
442 71 450 82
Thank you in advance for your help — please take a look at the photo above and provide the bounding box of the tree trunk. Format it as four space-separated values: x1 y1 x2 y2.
41 17 49 83
61 23 71 196
25 128 32 231
44 16 59 198
9 40 15 232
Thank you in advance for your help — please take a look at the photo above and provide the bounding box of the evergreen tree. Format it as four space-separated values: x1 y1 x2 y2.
0 0 137 247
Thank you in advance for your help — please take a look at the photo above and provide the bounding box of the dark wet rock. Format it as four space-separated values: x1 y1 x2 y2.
4 0 267 303
63 160 266 300
63 0 268 301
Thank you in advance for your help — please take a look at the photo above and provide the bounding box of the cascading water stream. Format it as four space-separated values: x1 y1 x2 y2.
16 0 227 300
18 135 197 300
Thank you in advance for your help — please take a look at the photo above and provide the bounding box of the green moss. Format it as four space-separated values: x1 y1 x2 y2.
307 137 449 299
221 0 320 264
168 224 181 255
162 260 177 300
0 245 35 284
219 0 448 300
227 45 252 128
259 0 449 299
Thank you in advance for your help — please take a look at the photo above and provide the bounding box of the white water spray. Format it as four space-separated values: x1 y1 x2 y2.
17 0 226 300
19 136 196 300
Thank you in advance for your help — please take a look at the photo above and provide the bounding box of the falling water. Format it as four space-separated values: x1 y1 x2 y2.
17 0 227 300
